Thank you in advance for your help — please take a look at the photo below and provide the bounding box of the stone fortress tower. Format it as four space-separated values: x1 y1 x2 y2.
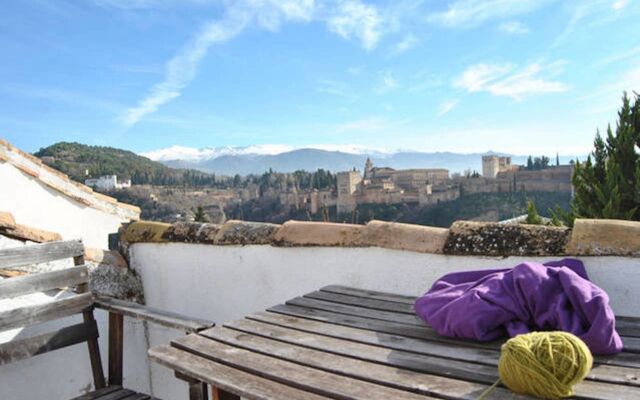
482 155 515 178
336 170 363 214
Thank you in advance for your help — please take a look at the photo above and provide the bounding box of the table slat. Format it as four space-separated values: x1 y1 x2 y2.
172 333 433 400
149 345 327 400
321 285 417 305
202 325 527 400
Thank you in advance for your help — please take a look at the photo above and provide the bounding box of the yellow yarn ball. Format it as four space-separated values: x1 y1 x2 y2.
498 331 593 399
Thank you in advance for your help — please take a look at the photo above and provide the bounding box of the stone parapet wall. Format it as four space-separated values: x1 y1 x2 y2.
121 218 640 257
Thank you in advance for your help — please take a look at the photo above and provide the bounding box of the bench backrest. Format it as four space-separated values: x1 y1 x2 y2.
0 240 106 389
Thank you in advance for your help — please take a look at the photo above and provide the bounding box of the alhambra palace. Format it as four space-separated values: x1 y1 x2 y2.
279 155 573 214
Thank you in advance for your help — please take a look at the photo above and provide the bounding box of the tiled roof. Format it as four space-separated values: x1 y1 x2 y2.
0 210 62 242
0 139 140 220
119 218 640 256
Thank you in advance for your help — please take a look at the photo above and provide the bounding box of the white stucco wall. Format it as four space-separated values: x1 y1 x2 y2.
128 243 640 399
0 162 132 249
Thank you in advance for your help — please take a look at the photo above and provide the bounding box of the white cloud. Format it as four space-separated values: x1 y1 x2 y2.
613 0 628 10
438 100 458 116
498 21 530 34
454 62 568 100
327 0 382 51
428 0 550 28
121 0 390 125
91 0 212 9
393 34 418 54
375 70 399 94
122 14 248 126
597 46 640 66
317 79 357 101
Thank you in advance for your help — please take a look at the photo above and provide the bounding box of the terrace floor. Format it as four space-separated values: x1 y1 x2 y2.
149 285 640 400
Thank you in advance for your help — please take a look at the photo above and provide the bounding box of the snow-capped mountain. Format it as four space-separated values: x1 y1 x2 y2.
139 145 582 176
140 144 393 162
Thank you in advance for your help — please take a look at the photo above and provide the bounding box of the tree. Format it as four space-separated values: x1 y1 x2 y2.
556 153 560 167
560 92 639 224
525 200 542 225
193 206 208 222
527 156 534 170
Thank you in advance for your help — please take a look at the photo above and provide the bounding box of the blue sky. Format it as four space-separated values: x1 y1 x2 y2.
1 0 639 155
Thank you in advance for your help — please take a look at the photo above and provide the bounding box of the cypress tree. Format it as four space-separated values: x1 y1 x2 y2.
565 92 639 223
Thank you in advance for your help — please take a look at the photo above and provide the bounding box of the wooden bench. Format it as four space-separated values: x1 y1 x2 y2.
0 240 215 400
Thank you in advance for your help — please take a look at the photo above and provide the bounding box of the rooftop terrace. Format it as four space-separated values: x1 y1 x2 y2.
1 215 640 399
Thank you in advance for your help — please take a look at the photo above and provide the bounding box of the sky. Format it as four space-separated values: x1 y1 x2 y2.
1 0 639 156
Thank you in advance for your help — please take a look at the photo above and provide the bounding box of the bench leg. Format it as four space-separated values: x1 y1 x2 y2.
188 380 208 400
212 387 240 400
108 312 124 386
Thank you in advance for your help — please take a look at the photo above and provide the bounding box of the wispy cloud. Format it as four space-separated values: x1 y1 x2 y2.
91 0 213 9
438 100 458 116
392 34 419 54
375 70 399 94
454 62 568 100
498 21 530 34
121 13 248 126
428 0 550 28
317 79 358 101
612 0 629 10
1 84 123 113
327 0 382 51
333 116 412 134
597 46 640 67
121 0 388 126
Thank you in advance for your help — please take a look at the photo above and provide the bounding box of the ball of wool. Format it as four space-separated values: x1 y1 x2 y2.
498 331 593 399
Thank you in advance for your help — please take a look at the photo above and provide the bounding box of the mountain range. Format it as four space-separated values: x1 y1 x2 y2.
141 145 583 176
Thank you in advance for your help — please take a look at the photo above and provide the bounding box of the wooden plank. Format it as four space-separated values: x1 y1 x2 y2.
95 296 214 332
0 240 84 269
623 336 640 353
251 311 640 370
0 320 98 365
73 253 107 391
204 325 522 400
321 286 640 342
172 334 434 400
267 304 640 369
219 323 635 400
119 394 150 400
252 310 500 361
149 345 328 400
223 318 640 389
70 386 122 400
0 266 88 299
305 290 415 314
617 317 640 338
321 285 417 305
0 292 93 331
95 389 136 400
269 303 494 348
108 312 124 386
286 296 426 326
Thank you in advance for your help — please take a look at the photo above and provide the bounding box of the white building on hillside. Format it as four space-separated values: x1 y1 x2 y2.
85 174 132 191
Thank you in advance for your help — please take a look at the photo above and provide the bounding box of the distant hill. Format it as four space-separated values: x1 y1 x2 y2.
34 142 217 186
148 147 582 175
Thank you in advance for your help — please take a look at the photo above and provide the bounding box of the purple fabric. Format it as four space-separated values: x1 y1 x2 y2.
414 259 622 354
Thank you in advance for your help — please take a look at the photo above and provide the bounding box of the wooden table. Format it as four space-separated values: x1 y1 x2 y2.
149 285 640 400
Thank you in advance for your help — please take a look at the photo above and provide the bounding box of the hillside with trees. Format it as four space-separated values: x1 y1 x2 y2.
34 142 219 186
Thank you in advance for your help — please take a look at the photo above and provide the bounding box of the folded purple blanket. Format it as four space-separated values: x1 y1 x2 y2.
414 259 622 354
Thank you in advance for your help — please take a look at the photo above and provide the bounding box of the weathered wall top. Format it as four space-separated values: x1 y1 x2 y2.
120 218 640 257
0 139 140 220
